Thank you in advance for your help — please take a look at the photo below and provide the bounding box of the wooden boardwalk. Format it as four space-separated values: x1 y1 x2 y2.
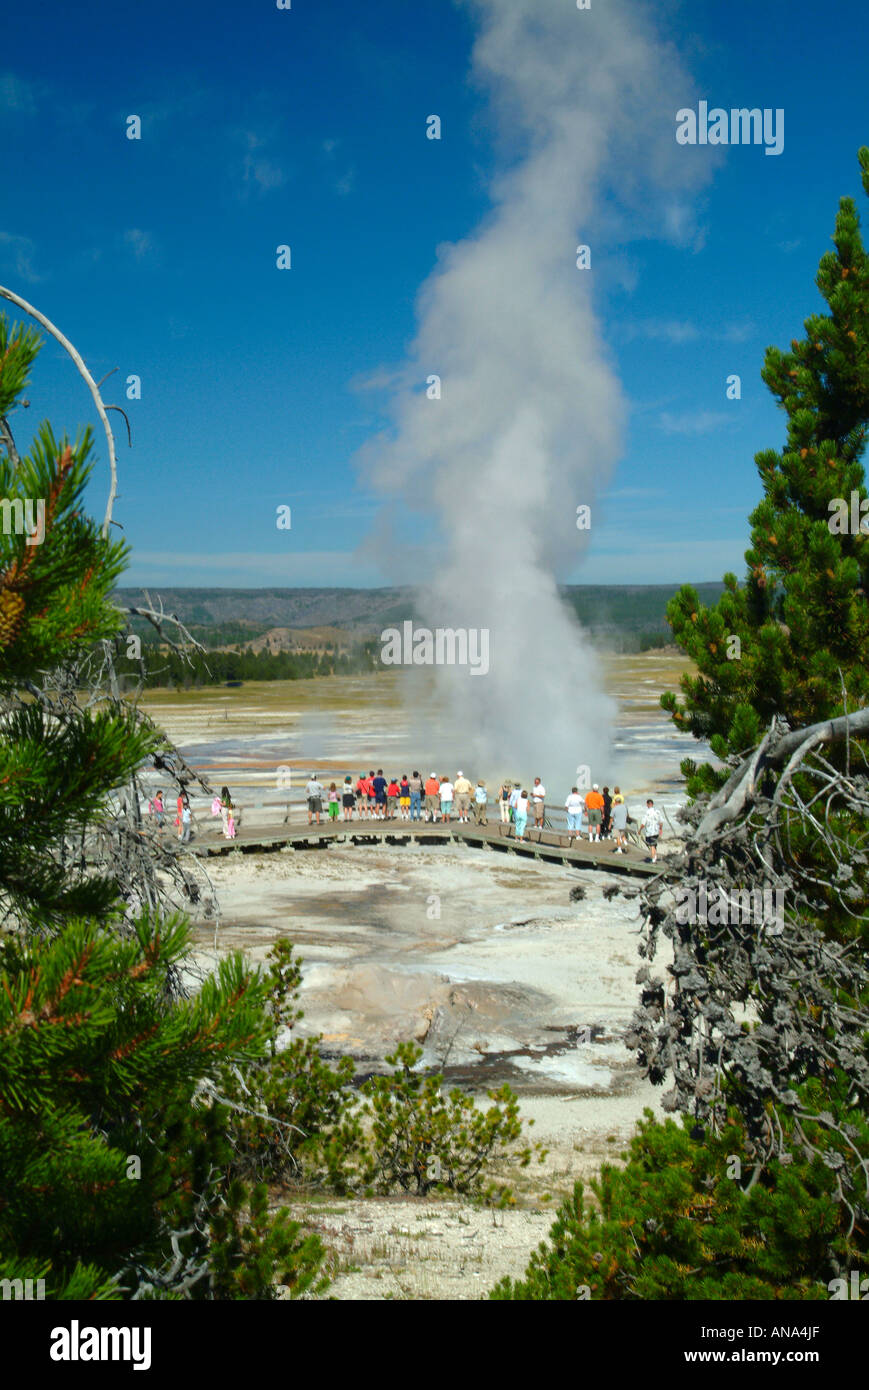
187 818 661 878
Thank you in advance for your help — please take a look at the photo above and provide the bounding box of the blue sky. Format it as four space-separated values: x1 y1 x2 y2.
1 0 867 589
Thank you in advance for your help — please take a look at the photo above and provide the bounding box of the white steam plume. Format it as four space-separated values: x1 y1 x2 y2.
358 0 709 788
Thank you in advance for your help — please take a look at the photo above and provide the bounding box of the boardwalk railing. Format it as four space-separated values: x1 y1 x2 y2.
182 817 664 878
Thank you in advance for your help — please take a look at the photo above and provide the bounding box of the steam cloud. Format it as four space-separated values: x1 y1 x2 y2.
359 0 710 786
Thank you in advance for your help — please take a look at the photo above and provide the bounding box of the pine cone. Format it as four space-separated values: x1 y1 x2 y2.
0 589 25 647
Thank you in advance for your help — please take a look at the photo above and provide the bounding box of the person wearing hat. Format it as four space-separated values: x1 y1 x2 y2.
564 786 584 840
585 783 604 842
424 772 440 823
305 773 324 826
473 778 489 825
453 770 473 823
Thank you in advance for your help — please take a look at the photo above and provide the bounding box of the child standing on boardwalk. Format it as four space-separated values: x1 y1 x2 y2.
611 791 628 854
220 786 233 839
328 783 340 821
514 789 529 841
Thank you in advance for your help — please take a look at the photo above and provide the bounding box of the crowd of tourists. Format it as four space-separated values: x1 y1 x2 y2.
301 772 666 862
148 773 666 864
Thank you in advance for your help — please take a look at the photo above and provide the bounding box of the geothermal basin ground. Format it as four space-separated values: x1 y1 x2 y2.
189 834 675 1301
148 652 690 1297
189 837 676 1298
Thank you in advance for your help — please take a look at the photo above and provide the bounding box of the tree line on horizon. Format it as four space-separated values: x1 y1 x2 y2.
125 636 382 689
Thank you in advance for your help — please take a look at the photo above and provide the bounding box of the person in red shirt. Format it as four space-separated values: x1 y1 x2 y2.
386 778 400 818
356 772 371 820
585 784 604 843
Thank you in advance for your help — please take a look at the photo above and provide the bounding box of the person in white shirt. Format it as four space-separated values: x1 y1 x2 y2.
439 778 454 823
531 777 546 828
564 787 583 839
642 799 663 862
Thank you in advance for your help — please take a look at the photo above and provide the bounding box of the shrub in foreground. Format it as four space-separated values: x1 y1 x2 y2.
491 1106 865 1300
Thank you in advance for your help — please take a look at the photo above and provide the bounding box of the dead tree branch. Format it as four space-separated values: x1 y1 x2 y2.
625 706 869 1215
0 414 19 467
0 284 119 534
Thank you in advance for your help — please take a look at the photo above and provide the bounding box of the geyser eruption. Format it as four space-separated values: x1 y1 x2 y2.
360 0 708 783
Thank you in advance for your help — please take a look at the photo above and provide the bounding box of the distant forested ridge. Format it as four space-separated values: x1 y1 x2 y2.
116 583 725 676
115 586 414 634
561 583 725 650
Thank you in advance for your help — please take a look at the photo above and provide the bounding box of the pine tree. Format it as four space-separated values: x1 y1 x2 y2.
0 315 155 926
0 916 305 1298
492 1105 865 1301
0 312 326 1298
662 149 869 796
